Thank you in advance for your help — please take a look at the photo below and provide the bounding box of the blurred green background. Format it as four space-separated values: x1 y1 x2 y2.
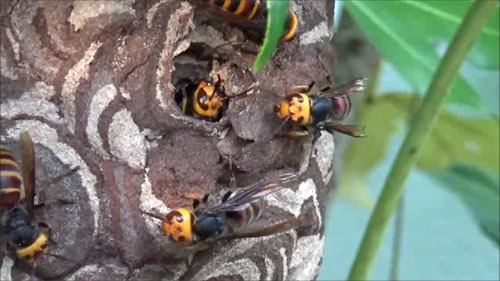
319 1 499 280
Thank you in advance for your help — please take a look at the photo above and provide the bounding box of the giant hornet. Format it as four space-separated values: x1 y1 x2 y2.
0 132 75 267
175 75 255 122
192 0 298 43
274 78 368 138
143 172 299 245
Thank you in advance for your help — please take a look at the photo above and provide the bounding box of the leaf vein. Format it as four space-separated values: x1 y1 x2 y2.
402 0 499 37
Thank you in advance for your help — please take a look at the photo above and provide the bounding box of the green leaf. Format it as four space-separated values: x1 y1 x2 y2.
428 163 499 246
344 1 499 109
417 110 500 171
399 1 499 69
252 0 290 71
339 94 412 209
342 94 410 177
339 93 499 207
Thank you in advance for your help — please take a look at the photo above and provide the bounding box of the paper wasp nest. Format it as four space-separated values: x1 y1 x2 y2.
0 0 336 280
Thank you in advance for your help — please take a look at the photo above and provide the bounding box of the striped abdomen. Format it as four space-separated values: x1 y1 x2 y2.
0 148 22 209
209 0 263 20
280 9 298 42
225 201 262 228
208 0 298 42
331 95 352 120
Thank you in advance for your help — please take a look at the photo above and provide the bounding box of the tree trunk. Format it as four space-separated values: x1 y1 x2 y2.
0 0 336 280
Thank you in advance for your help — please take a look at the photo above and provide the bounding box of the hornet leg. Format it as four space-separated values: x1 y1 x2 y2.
287 81 315 95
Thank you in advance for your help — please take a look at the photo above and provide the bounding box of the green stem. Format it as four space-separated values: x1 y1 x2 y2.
364 58 382 104
389 195 405 281
347 1 498 280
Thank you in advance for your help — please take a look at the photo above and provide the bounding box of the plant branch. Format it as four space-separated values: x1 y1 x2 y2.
364 58 381 104
389 195 405 280
347 1 498 280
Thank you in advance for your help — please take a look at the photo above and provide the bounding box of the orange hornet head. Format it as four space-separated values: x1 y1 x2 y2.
274 93 312 126
162 208 195 243
193 81 225 119
274 100 291 120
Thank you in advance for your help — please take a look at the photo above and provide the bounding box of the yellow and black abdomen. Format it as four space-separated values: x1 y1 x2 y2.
210 0 262 20
280 9 298 42
208 0 298 42
209 0 263 20
0 148 22 209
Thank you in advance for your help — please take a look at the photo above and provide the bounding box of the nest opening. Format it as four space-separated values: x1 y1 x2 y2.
171 42 234 123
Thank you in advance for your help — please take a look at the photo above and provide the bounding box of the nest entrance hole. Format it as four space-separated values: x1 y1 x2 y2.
172 42 233 122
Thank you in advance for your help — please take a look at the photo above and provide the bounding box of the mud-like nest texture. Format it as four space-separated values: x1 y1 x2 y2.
0 1 337 280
